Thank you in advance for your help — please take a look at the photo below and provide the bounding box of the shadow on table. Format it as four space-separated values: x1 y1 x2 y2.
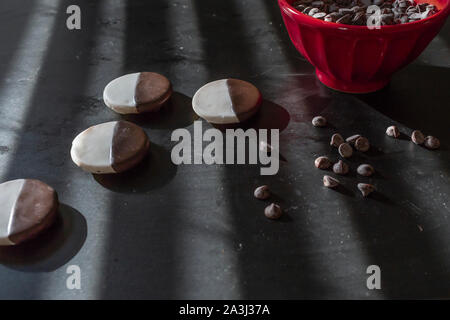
122 92 197 130
93 143 177 194
358 64 450 145
0 204 87 272
438 19 450 47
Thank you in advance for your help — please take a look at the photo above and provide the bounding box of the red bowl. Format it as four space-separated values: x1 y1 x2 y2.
278 0 450 93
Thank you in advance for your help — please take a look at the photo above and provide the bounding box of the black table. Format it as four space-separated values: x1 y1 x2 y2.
0 0 449 299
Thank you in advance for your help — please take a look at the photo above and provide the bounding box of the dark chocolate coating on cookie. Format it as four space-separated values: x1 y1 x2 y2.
135 72 172 112
111 121 150 173
5 179 58 245
226 79 262 122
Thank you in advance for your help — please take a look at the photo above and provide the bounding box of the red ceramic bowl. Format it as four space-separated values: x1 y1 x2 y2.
278 0 450 93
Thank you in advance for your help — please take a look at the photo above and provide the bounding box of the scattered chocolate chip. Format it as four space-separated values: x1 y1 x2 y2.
355 136 370 152
264 203 283 220
424 136 440 149
346 134 361 145
330 133 345 147
386 125 400 138
315 156 332 169
254 185 270 200
323 175 340 188
411 130 425 145
312 116 327 127
333 160 349 175
338 143 353 158
357 164 375 177
357 183 375 197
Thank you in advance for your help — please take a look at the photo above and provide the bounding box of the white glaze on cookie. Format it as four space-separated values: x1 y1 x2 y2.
103 73 140 114
71 121 117 174
0 179 25 245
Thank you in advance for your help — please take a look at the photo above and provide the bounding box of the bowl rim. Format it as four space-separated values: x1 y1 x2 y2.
279 0 450 32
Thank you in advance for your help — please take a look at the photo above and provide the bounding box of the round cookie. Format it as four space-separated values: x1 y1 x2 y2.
103 72 172 114
192 79 262 124
71 120 150 174
0 179 58 246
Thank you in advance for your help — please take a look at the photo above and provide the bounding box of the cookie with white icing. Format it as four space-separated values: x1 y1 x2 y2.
0 179 58 246
192 79 262 124
71 121 150 174
103 72 172 114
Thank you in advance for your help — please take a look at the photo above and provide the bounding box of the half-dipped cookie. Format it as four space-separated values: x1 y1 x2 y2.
71 120 150 174
192 79 262 124
103 72 172 114
0 179 58 246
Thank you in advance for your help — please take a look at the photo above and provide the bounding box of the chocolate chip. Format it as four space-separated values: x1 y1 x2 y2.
330 133 344 147
294 4 306 11
411 130 425 145
333 160 349 175
386 125 400 138
323 175 340 188
417 3 428 11
312 116 327 127
357 183 375 197
339 8 353 14
329 3 339 12
254 185 270 200
324 13 338 21
357 164 375 177
264 203 283 220
346 134 362 145
315 156 332 169
303 6 313 14
409 12 423 20
308 7 320 16
311 0 324 7
424 136 440 149
352 11 366 25
338 143 353 158
355 137 370 152
422 8 435 18
336 13 352 24
313 12 327 19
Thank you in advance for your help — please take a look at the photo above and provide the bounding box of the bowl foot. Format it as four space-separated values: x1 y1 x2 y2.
315 69 390 94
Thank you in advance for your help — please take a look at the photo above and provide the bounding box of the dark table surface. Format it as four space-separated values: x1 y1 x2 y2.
0 0 449 299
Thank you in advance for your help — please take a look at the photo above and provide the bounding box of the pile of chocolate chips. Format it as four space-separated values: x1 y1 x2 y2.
292 0 439 25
